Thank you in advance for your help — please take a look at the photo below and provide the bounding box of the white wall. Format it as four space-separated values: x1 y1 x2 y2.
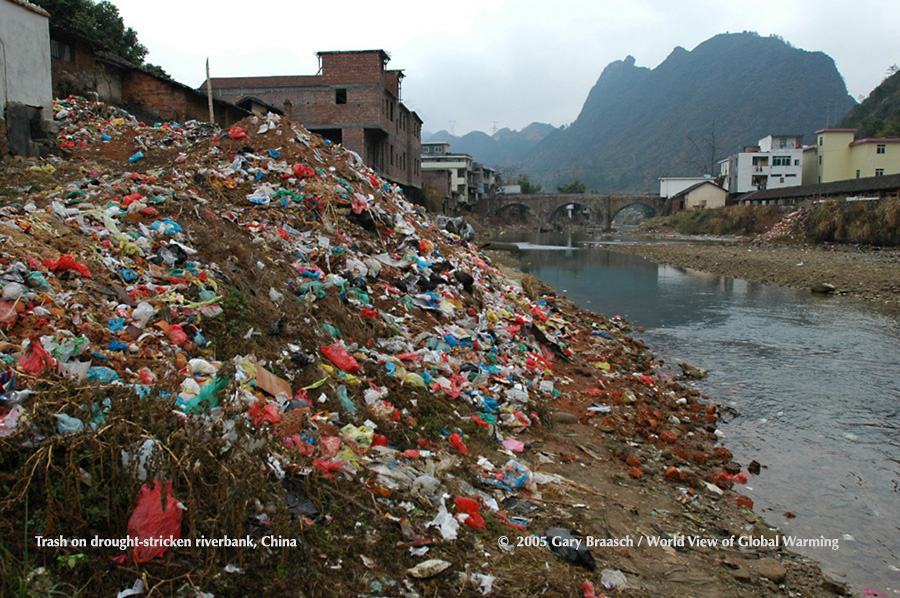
659 176 710 198
0 0 53 115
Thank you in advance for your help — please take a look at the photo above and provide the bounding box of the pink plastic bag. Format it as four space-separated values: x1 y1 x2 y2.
127 481 183 563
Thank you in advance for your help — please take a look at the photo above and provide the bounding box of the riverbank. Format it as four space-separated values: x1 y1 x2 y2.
604 237 900 309
0 103 853 597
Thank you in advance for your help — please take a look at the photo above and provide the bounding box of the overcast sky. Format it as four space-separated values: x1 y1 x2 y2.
110 0 900 136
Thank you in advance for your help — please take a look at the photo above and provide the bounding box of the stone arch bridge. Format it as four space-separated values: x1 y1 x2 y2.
492 193 667 229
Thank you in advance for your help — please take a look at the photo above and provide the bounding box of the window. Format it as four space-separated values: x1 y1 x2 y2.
794 159 800 165
877 144 886 154
818 156 822 165
819 136 824 145
335 89 347 104
876 168 884 176
772 155 791 166
856 170 861 179
50 39 73 62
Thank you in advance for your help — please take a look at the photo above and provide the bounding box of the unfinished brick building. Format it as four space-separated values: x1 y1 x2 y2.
205 50 422 189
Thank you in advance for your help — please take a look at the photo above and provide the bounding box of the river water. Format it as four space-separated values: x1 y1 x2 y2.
504 232 900 595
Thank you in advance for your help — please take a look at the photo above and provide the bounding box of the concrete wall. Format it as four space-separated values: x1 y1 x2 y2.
0 0 53 116
659 176 709 198
816 129 856 183
848 141 900 179
1 0 54 156
684 184 727 209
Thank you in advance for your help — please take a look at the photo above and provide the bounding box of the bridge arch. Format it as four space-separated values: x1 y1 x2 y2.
492 193 667 229
494 201 538 224
546 202 595 225
610 202 661 227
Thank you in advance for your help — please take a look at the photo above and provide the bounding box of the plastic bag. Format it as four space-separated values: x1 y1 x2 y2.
127 480 183 563
449 432 468 456
55 413 85 435
454 496 486 529
42 254 91 277
320 343 360 373
0 405 23 437
425 496 459 540
0 302 17 329
18 337 57 375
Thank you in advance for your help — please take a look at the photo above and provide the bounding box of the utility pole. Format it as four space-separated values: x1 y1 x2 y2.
206 58 215 125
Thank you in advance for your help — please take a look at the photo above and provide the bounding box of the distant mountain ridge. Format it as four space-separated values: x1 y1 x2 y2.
524 32 857 192
838 67 900 137
424 122 557 168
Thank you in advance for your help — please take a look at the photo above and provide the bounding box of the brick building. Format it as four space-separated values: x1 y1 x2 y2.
49 26 247 127
205 50 422 189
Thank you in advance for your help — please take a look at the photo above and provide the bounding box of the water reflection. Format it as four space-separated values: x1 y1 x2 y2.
511 233 900 594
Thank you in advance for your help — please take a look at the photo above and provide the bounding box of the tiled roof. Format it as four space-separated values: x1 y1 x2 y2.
4 0 49 18
737 173 900 202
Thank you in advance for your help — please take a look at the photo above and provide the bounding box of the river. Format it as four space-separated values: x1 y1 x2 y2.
503 231 900 595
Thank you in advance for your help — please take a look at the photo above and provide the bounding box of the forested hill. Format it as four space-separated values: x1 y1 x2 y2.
838 67 900 138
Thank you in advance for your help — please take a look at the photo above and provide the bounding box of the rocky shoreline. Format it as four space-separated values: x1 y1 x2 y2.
605 236 900 310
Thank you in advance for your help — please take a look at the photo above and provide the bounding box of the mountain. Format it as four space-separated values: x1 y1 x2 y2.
424 122 557 168
524 32 857 193
838 67 900 137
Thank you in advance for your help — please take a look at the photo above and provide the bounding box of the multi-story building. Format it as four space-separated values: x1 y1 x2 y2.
205 50 422 189
719 134 804 194
812 128 900 184
421 142 472 211
420 142 496 212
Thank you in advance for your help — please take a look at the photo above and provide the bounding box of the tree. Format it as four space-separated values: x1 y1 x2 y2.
517 174 542 194
685 121 722 176
36 0 147 65
557 180 586 193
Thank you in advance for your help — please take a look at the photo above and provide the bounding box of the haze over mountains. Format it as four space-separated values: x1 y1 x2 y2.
426 32 858 193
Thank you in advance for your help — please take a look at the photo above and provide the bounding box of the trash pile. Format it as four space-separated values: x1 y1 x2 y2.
0 99 800 598
753 207 810 244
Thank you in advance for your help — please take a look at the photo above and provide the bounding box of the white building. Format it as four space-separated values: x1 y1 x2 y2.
720 134 804 194
659 176 713 198
0 0 55 157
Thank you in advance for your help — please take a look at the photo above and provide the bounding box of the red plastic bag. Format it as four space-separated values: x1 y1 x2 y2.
320 343 360 373
127 481 183 563
227 126 248 140
247 401 281 426
313 458 344 478
449 431 468 455
43 254 91 277
17 336 57 375
292 164 316 178
166 324 188 346
454 496 485 529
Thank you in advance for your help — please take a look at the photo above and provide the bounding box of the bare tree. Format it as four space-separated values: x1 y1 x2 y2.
685 121 721 177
